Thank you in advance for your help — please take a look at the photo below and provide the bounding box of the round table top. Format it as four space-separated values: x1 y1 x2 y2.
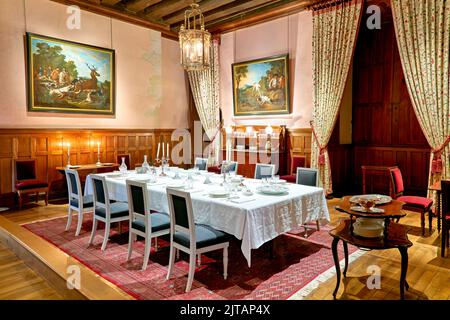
335 195 406 219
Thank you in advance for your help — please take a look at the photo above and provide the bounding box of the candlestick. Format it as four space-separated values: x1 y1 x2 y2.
96 141 101 165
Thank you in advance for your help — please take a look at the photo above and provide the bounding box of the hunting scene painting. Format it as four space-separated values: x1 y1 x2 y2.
232 54 290 116
27 33 115 115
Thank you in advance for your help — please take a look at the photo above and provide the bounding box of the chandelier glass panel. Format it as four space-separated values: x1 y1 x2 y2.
179 3 211 71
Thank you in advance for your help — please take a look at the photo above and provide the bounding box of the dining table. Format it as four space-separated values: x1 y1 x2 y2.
84 167 330 267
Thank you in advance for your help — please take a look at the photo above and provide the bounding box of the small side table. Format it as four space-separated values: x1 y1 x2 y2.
428 181 447 234
330 219 412 300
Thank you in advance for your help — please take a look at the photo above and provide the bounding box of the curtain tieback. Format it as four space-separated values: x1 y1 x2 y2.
431 135 450 174
310 121 327 166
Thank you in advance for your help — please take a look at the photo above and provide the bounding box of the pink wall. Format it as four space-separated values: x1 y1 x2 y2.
0 0 189 129
220 11 313 129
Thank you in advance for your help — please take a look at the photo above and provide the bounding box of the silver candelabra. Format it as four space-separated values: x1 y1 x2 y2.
155 157 169 176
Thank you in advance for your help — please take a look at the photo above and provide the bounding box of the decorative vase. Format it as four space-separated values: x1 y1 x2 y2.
119 157 127 174
142 155 150 173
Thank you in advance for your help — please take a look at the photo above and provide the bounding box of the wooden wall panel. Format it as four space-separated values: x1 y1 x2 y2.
0 128 179 207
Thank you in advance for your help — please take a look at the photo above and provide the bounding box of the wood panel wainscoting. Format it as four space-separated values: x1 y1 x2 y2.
0 128 187 208
286 128 312 172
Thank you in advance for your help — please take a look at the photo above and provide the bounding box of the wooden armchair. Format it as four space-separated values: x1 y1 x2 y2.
281 155 306 183
14 159 49 209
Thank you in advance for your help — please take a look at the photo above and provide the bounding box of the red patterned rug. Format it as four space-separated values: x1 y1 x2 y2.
23 214 358 300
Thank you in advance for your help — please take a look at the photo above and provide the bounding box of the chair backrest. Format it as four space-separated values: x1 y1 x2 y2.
291 156 306 175
166 188 196 249
442 180 450 219
65 168 82 206
221 161 238 174
15 159 37 181
389 167 404 198
254 163 275 179
117 154 131 169
194 157 208 171
296 167 319 187
126 179 150 227
91 174 110 213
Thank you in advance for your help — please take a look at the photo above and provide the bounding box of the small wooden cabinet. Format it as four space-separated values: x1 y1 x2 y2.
221 125 287 178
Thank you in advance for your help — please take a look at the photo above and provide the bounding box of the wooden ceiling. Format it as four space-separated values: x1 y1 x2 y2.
51 0 321 39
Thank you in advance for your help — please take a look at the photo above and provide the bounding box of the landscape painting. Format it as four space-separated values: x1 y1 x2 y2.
232 54 290 116
26 33 115 115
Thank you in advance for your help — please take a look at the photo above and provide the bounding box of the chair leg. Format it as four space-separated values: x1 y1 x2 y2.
166 244 176 280
75 210 84 236
65 207 72 231
197 254 201 267
18 192 23 210
154 237 158 251
142 236 151 271
316 220 320 231
186 253 196 292
223 246 228 280
88 218 98 246
101 222 111 251
127 232 135 261
421 212 425 236
442 228 446 257
35 192 39 203
45 192 48 206
428 210 433 234
176 248 180 260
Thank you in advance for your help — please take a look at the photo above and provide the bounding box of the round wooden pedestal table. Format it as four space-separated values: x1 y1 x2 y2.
331 196 413 300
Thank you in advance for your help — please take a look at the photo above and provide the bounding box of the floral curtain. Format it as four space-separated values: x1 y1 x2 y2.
311 0 363 195
187 39 221 165
392 0 450 198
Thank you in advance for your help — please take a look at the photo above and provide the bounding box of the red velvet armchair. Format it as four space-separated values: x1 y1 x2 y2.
14 159 49 209
389 167 433 236
281 155 306 183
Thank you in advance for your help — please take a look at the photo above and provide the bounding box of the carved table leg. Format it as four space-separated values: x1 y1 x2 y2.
332 237 341 299
398 246 409 300
343 241 349 277
437 192 441 234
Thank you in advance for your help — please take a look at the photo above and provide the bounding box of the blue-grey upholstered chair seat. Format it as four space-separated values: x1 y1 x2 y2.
131 212 170 233
174 224 230 249
94 202 129 219
70 195 94 208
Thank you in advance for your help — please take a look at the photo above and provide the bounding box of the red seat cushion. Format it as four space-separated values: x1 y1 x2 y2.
208 165 221 174
16 180 48 190
397 196 433 211
280 175 296 183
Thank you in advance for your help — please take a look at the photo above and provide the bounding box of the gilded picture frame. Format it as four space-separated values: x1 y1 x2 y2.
232 54 290 116
26 33 115 115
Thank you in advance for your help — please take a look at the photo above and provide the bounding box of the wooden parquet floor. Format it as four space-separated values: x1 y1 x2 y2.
0 199 449 300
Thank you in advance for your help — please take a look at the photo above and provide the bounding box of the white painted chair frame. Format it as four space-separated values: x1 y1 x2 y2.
254 163 276 179
220 161 238 174
65 168 93 236
295 167 321 235
165 188 229 292
88 174 129 251
125 179 170 271
194 157 208 171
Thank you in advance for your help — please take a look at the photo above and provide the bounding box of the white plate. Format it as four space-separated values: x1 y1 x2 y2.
257 186 289 195
350 206 385 213
209 189 229 198
167 182 185 189
272 179 287 184
349 194 392 205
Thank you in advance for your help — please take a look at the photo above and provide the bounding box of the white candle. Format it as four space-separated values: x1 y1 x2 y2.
156 143 160 159
167 143 169 160
97 142 100 155
67 142 70 156
162 142 165 158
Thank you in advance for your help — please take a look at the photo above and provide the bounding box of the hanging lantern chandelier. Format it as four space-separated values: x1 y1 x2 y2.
179 3 211 71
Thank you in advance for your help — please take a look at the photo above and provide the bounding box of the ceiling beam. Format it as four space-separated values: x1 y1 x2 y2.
126 0 161 13
50 0 178 40
202 0 277 24
164 0 237 25
145 0 193 20
208 0 315 34
101 0 121 5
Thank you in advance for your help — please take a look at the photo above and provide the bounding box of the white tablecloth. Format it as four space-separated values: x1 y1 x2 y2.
84 169 330 267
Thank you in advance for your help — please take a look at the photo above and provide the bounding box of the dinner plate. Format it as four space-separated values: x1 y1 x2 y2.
272 179 287 184
208 189 229 198
350 206 385 213
257 186 289 195
349 194 392 205
167 182 185 189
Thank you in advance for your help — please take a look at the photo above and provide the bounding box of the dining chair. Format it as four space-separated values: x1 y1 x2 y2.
165 188 230 292
126 179 170 270
14 159 49 209
116 154 131 169
254 163 276 179
389 167 433 236
65 168 94 236
220 161 238 174
194 157 208 171
441 180 450 257
281 155 306 183
296 167 320 235
88 175 130 251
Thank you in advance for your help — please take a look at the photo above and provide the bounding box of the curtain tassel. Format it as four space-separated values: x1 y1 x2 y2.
431 135 450 174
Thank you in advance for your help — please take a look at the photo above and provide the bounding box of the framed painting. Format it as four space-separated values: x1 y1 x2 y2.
232 54 290 116
26 33 115 115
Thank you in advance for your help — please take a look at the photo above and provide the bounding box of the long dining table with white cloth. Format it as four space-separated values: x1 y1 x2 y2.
84 168 330 267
